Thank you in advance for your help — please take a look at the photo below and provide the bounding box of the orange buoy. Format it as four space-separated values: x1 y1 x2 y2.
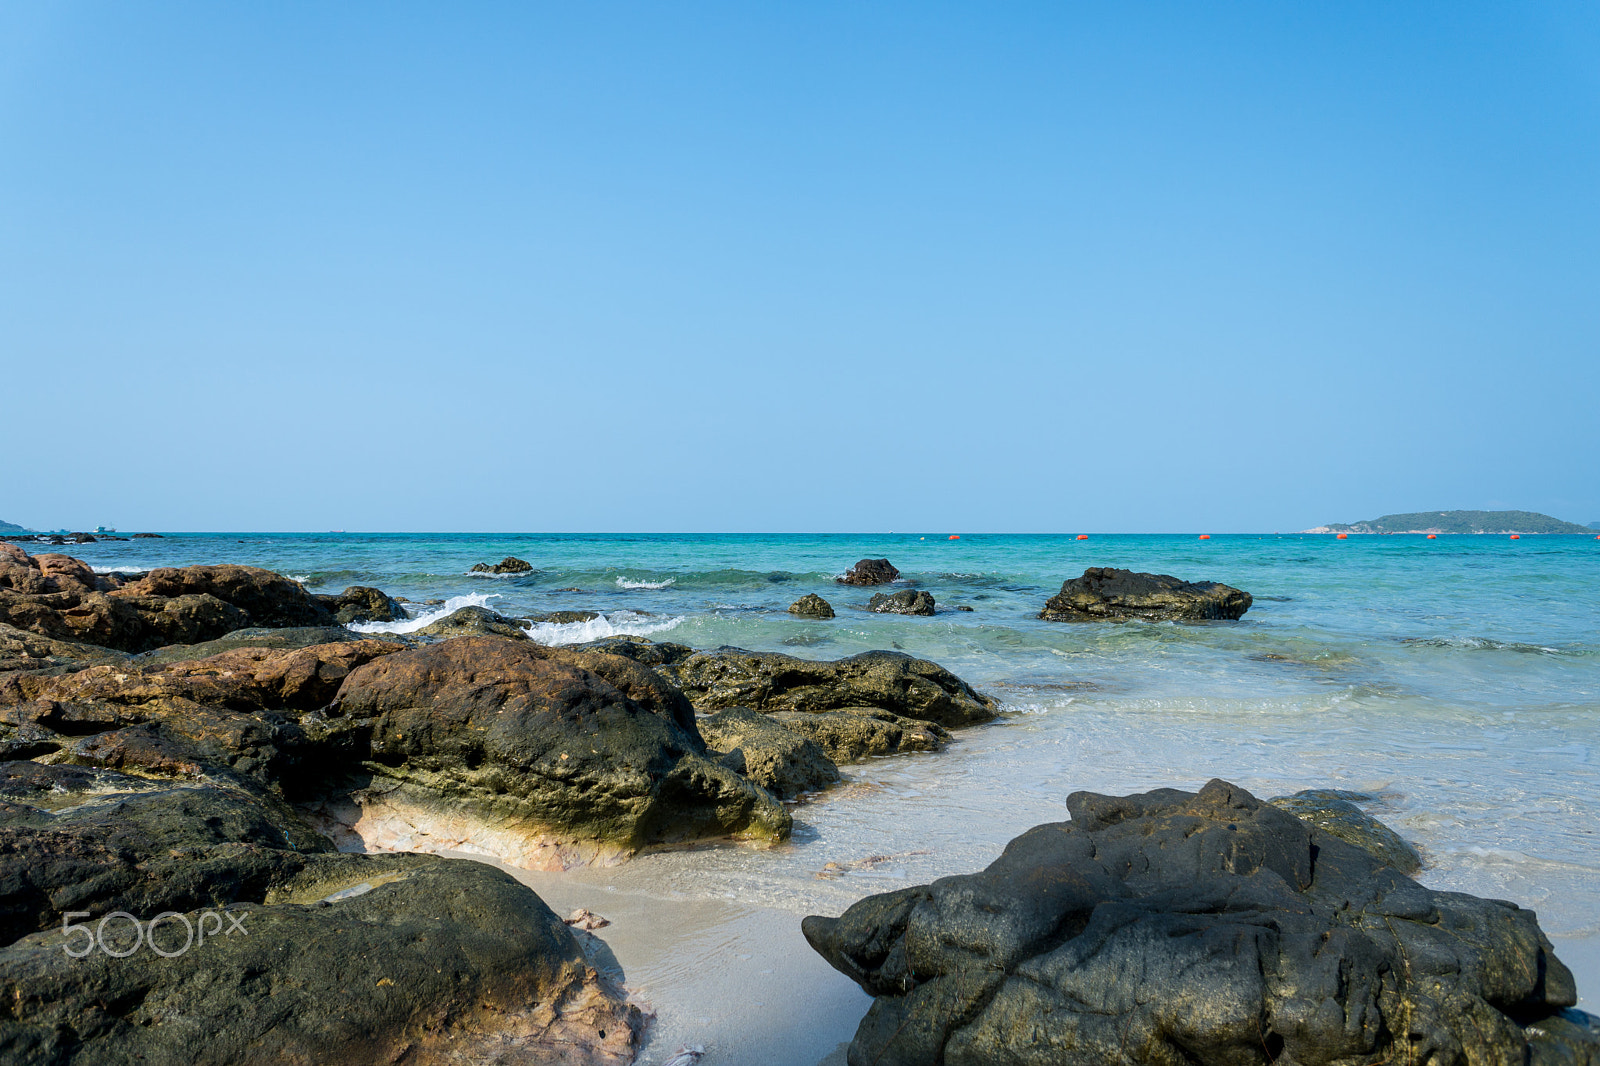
1510 534 1520 540
1427 534 1437 539
1198 534 1211 540
1076 534 1089 540
948 534 960 540
1336 533 1348 539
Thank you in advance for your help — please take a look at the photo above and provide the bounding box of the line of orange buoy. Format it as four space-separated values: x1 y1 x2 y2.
1077 534 1089 540
1336 533 1348 539
948 534 960 540
1510 534 1520 540
1427 534 1437 539
1198 534 1211 540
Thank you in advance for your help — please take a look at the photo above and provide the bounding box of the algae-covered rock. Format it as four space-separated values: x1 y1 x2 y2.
868 589 936 615
699 707 840 799
1040 566 1252 622
316 585 409 624
663 648 996 728
313 636 791 868
0 622 129 676
768 708 949 763
837 558 900 586
413 604 530 640
789 594 836 619
804 779 1594 1066
1269 788 1424 874
471 556 534 574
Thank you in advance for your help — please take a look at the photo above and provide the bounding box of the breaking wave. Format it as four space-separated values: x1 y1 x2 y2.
347 593 498 635
615 576 676 590
523 610 684 646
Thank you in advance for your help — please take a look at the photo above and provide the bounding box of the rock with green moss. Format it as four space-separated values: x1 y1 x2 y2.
788 594 836 619
699 707 840 799
768 707 950 762
1268 788 1424 874
414 604 531 640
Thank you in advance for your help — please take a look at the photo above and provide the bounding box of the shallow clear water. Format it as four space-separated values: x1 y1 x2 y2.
58 532 1600 946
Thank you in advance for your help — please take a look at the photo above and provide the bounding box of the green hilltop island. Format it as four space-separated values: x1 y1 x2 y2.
0 518 33 535
1304 509 1593 535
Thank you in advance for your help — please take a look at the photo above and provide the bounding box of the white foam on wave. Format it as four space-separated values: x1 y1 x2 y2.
523 610 683 646
347 593 498 635
91 564 145 574
615 576 676 590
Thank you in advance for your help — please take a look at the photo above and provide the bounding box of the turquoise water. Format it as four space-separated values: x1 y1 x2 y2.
60 533 1600 952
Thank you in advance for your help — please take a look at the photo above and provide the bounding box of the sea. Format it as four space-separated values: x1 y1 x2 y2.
61 532 1600 991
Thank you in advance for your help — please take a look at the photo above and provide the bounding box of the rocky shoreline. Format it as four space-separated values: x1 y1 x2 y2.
2 542 1593 1064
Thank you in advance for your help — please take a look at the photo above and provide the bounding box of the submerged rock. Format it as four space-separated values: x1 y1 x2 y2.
804 779 1593 1066
837 558 900 586
769 708 949 763
788 593 836 619
662 648 996 728
1269 788 1425 874
1040 566 1252 622
471 556 534 574
699 707 840 799
868 590 936 616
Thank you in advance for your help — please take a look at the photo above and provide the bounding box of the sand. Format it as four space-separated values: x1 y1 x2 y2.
455 852 1600 1066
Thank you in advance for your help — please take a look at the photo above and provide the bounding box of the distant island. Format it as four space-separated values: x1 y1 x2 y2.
1304 510 1593 535
0 518 33 534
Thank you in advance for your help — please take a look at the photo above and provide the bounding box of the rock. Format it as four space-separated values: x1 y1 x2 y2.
132 625 361 667
662 648 996 728
0 622 129 676
1040 566 1252 622
316 585 409 624
0 545 355 653
954 605 974 612
789 593 836 619
837 558 900 586
0 763 642 1065
868 590 936 615
414 604 531 640
1269 789 1424 875
768 708 949 763
309 636 791 869
699 707 840 799
471 556 534 574
526 610 601 625
573 637 695 667
804 779 1594 1066
131 532 164 538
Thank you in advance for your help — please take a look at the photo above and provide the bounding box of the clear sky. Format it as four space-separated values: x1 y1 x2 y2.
2 2 1596 532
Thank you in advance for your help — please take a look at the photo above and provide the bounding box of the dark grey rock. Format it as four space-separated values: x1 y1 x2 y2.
868 590 936 616
1041 566 1252 622
837 559 900 586
803 779 1593 1066
1269 788 1425 874
700 707 840 799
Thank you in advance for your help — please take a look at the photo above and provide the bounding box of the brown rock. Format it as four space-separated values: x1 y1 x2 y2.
837 558 900 586
788 593 836 619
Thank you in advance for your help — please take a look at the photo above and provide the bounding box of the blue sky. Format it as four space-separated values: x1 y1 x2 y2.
3 2 1596 532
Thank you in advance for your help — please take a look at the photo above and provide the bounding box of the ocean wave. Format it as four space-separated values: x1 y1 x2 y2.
91 564 146 574
522 610 683 646
347 593 498 635
1401 636 1573 655
615 576 676 590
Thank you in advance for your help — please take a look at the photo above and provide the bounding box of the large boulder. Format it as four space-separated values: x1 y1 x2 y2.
0 763 641 1066
789 593 836 619
0 622 129 677
1040 566 1252 622
132 625 362 667
307 636 791 869
804 779 1595 1066
698 707 840 799
115 565 336 628
868 590 936 616
662 648 997 728
838 558 900 586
